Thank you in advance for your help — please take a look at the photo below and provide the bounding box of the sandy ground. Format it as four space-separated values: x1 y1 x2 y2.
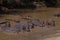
43 30 60 40
44 33 60 40
44 36 60 40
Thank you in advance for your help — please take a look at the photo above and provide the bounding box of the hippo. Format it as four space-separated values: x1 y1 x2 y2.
0 22 6 24
54 13 60 17
13 20 22 33
5 20 11 27
20 21 32 32
31 19 44 27
2 27 15 32
46 19 55 27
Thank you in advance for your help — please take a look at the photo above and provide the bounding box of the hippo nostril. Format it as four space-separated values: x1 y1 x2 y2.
31 25 34 29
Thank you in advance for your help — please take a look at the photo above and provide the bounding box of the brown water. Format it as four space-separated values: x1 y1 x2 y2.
0 8 60 40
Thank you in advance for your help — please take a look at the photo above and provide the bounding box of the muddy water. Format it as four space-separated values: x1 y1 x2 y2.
0 8 60 40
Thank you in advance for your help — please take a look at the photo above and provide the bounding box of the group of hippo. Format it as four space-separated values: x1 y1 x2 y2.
0 16 55 33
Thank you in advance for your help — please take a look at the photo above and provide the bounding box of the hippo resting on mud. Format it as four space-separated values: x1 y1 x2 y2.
54 13 60 17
